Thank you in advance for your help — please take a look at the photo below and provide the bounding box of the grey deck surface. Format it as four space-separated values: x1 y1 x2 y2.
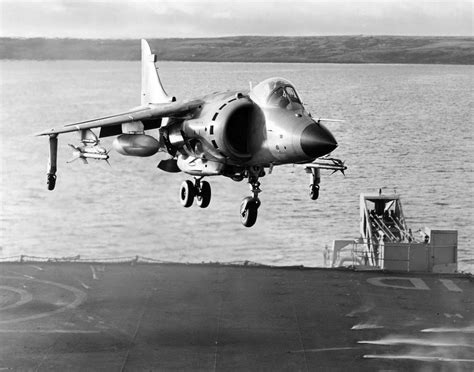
1 263 472 371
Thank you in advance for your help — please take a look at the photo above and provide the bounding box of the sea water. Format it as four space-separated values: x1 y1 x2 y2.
0 61 472 272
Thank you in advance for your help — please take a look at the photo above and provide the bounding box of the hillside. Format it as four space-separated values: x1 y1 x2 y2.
1 36 473 64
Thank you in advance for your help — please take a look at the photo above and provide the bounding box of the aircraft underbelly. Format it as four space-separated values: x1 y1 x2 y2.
177 155 225 176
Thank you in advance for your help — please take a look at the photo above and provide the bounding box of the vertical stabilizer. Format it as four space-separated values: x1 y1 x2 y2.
141 39 171 105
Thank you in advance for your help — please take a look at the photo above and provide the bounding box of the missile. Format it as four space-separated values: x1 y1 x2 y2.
68 144 110 164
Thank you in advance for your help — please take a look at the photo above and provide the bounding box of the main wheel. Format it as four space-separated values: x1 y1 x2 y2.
310 185 319 200
196 180 211 208
240 197 259 227
179 180 195 207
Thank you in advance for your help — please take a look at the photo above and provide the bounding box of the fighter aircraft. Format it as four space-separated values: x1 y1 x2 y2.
36 39 346 227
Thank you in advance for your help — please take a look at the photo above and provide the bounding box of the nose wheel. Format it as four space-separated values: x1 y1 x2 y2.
179 178 211 208
240 196 260 227
310 185 319 200
240 167 263 227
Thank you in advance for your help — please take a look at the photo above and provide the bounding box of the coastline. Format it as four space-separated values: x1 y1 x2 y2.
1 35 473 64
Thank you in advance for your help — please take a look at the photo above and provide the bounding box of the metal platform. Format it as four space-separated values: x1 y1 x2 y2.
0 262 473 371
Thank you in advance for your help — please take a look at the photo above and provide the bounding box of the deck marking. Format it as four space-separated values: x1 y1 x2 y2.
358 337 473 348
439 279 463 292
364 355 474 363
351 323 384 330
0 276 86 324
213 297 223 372
444 313 463 319
0 329 100 334
119 287 152 372
79 281 90 289
367 277 429 290
0 286 33 311
292 347 358 353
29 265 43 271
346 304 374 317
90 265 98 280
421 325 474 333
284 272 309 372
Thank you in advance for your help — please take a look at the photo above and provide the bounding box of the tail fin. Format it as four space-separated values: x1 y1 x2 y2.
141 39 173 105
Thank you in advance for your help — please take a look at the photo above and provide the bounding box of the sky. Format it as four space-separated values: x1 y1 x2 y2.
0 0 472 38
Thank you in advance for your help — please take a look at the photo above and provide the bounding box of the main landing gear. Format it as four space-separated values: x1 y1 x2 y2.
240 167 263 228
179 166 264 228
179 178 211 208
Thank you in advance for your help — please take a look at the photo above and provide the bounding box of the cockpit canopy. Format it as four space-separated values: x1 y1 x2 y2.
249 77 303 110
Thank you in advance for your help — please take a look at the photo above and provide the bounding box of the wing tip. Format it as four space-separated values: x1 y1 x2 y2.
34 129 57 137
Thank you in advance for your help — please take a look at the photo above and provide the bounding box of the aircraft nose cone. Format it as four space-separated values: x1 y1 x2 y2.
300 124 338 158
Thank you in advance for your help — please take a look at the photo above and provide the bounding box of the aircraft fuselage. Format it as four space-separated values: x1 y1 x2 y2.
170 89 337 175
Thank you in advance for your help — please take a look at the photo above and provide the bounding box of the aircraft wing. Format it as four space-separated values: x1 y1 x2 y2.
35 100 203 137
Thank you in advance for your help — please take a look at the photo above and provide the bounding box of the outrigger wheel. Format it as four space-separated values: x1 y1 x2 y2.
310 185 319 200
179 178 212 209
309 167 320 201
47 173 56 191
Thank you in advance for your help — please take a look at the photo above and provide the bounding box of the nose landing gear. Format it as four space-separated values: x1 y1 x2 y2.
179 178 211 208
240 196 260 227
240 166 264 228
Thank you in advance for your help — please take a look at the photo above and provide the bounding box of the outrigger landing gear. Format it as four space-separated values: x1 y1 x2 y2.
47 134 58 191
179 177 211 208
240 167 263 228
308 167 320 200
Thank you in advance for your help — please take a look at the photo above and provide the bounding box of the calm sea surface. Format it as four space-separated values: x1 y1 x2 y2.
0 61 472 272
